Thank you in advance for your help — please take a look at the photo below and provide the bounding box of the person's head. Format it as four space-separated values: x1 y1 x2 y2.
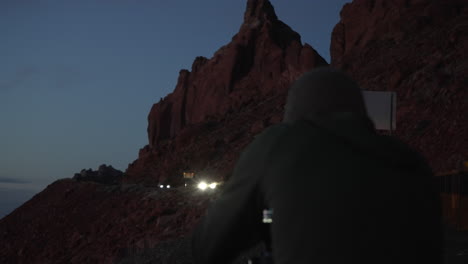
283 67 368 123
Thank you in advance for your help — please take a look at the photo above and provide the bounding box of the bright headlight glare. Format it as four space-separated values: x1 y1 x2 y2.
159 185 164 188
166 185 170 188
209 183 217 189
198 182 208 190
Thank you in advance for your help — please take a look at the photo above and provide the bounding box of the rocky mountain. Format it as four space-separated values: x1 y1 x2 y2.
127 0 467 187
1 0 467 263
125 0 327 185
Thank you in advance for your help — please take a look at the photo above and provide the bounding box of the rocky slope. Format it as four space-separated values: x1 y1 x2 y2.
0 178 215 264
1 0 467 263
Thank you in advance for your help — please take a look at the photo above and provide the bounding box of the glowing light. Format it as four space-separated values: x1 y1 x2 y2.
209 183 217 189
166 185 171 189
198 182 208 190
159 185 164 188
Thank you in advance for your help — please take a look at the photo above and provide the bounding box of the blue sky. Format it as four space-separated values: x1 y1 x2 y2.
0 0 351 218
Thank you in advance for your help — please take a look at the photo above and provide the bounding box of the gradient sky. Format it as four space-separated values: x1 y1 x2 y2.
0 0 351 218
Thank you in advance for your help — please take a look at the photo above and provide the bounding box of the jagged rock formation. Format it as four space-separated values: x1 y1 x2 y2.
331 0 468 172
126 0 327 185
73 164 123 185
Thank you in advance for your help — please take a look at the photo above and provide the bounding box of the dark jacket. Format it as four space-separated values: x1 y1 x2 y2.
191 112 442 264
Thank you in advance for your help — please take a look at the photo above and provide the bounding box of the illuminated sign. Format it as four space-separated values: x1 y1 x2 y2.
183 172 195 179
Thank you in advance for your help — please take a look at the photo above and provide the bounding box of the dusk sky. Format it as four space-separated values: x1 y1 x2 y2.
0 0 351 218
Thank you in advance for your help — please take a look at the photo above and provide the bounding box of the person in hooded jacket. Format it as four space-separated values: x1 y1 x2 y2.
191 67 443 264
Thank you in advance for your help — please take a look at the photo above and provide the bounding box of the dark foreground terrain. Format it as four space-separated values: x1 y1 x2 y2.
118 203 468 264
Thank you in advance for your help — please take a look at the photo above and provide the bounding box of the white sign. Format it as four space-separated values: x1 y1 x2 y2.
362 91 396 131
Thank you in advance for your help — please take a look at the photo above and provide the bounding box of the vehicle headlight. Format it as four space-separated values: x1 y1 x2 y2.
198 182 208 190
197 181 219 191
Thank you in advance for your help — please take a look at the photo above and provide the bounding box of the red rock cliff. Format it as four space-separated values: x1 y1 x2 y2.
127 0 327 184
148 0 325 146
331 0 468 172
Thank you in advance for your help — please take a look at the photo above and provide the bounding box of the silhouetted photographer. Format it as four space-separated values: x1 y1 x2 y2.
192 67 443 264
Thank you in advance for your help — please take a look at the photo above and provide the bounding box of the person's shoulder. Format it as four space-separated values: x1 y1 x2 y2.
377 135 433 174
242 124 292 154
